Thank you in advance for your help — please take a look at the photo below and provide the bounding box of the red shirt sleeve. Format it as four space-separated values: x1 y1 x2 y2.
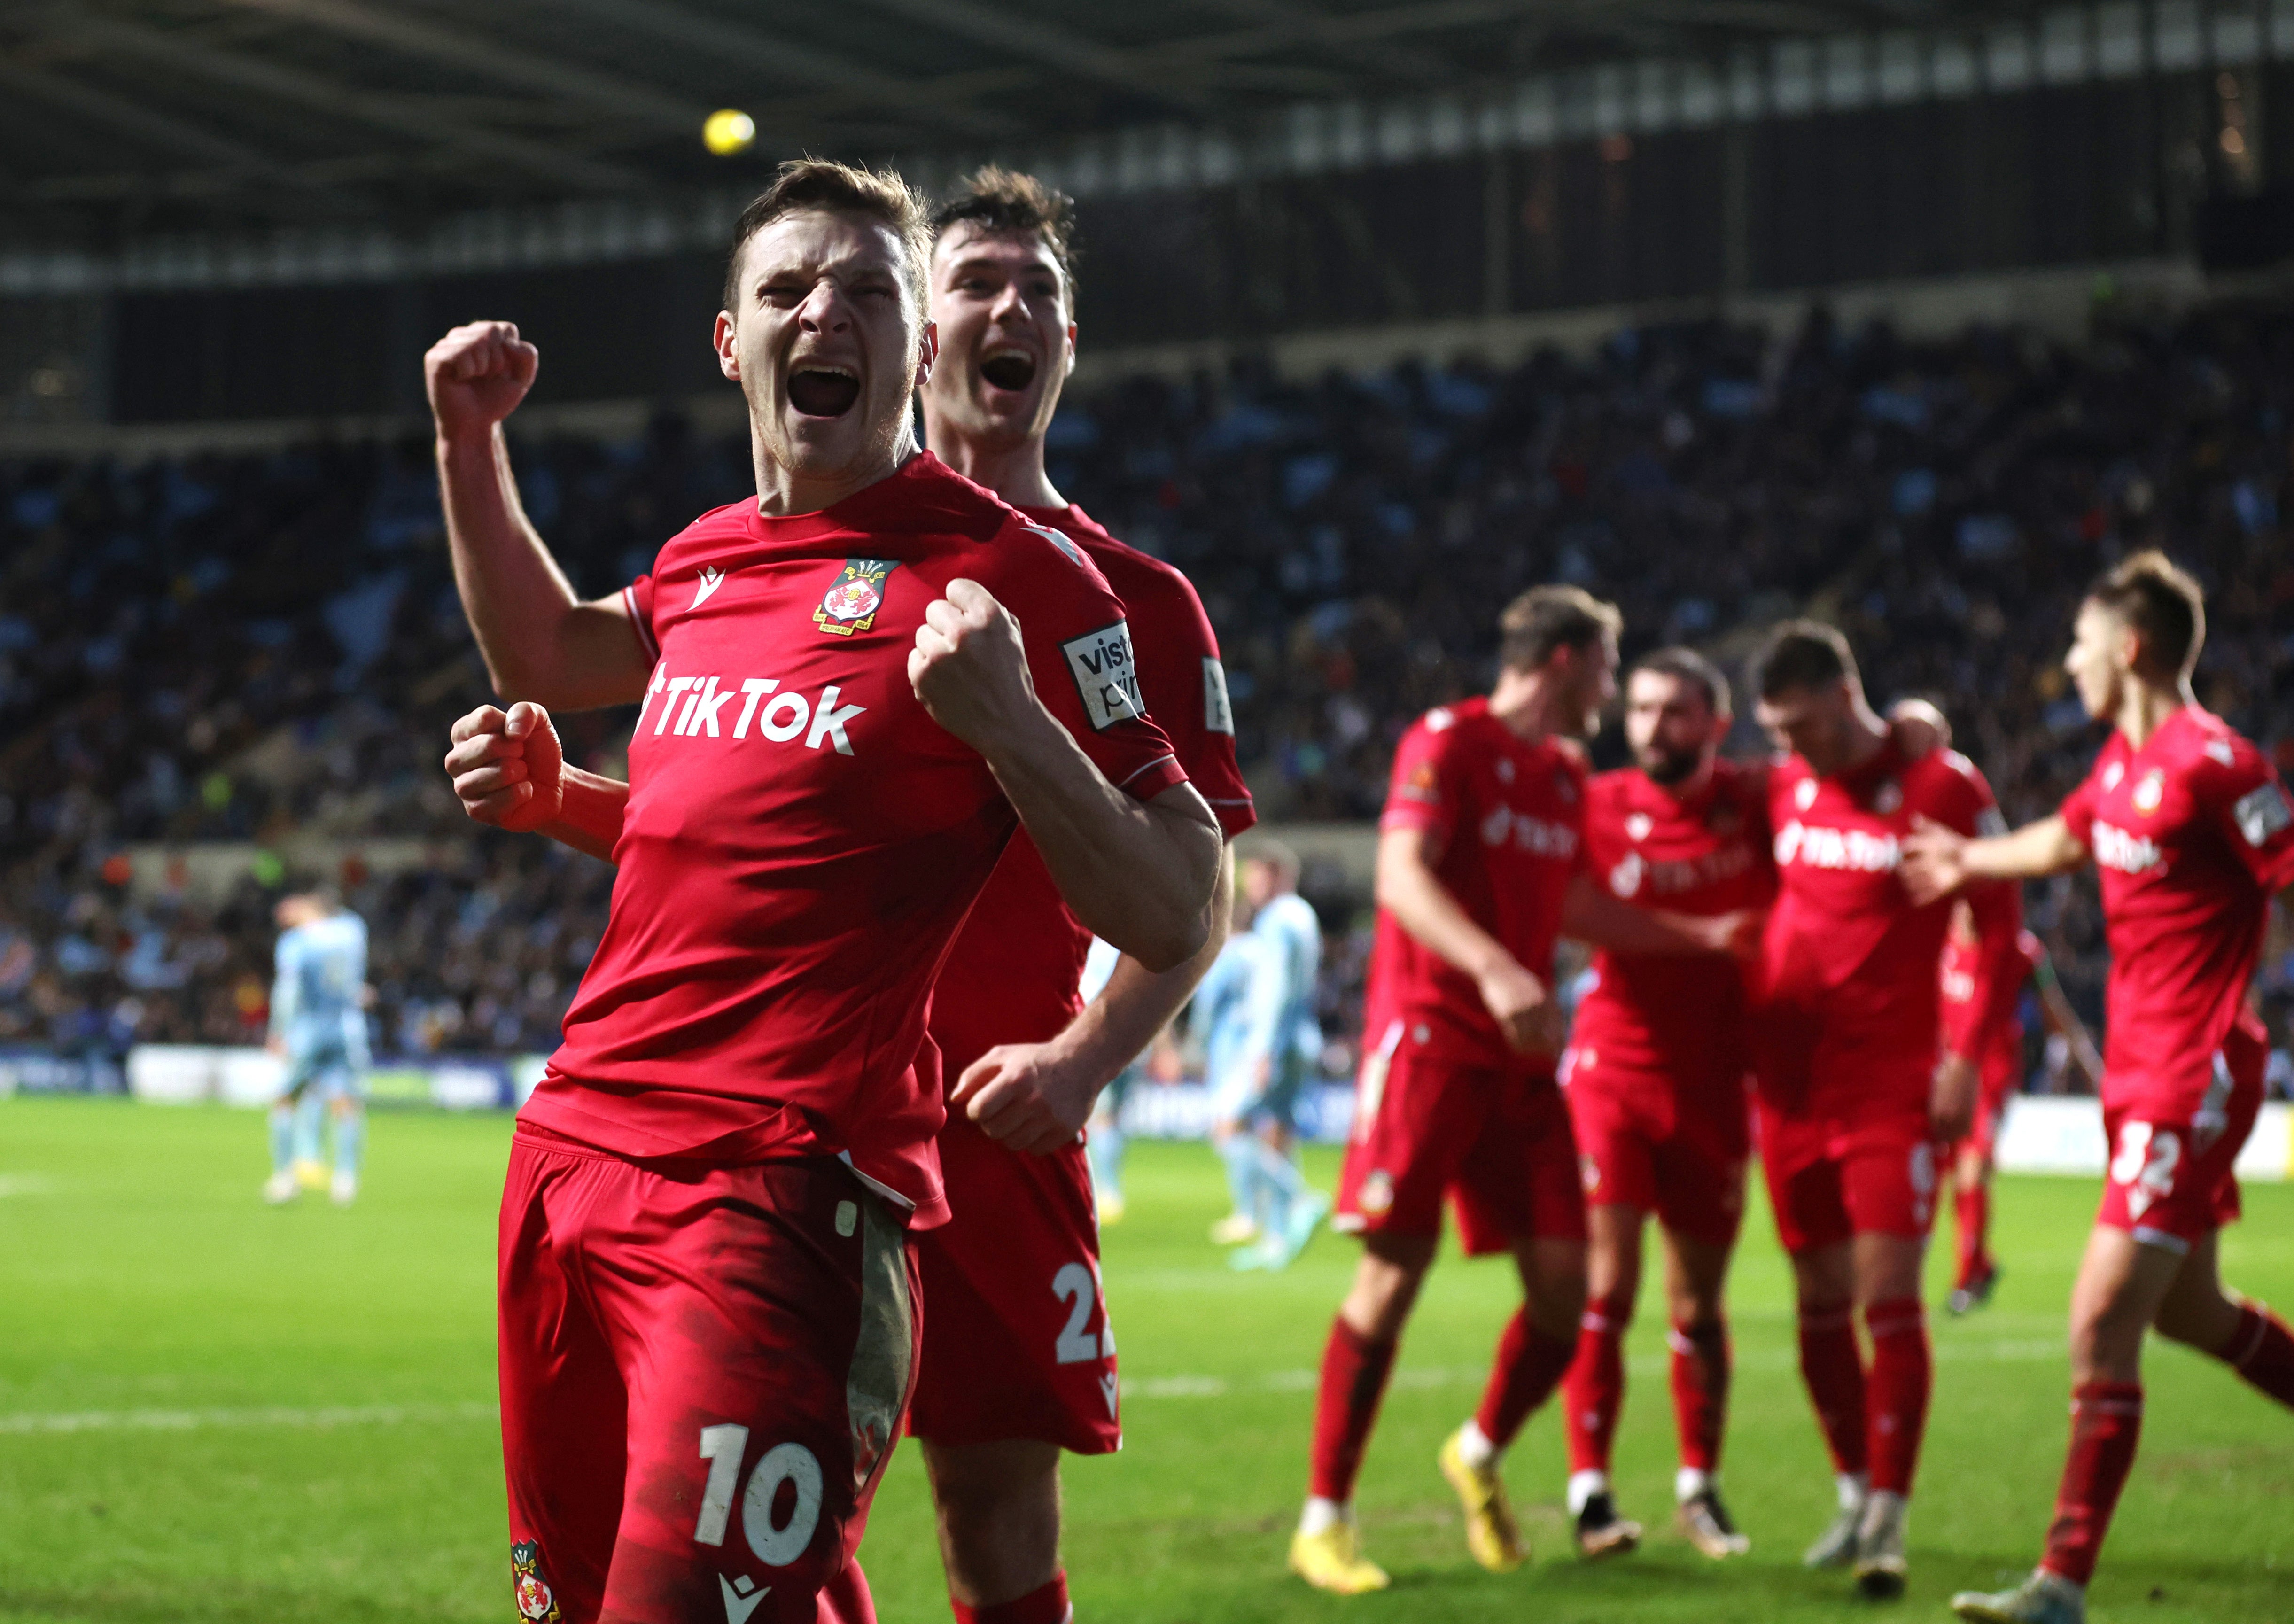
2058 757 2103 851
621 575 660 665
1379 714 1466 854
2202 737 2294 893
1122 559 1256 837
997 522 1187 803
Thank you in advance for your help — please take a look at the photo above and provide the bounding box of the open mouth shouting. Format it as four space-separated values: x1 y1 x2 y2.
978 345 1038 394
788 364 861 418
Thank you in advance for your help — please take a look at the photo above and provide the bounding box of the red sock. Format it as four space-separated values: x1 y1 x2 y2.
1955 1180 1991 1287
1864 1298 1932 1495
1562 1294 1632 1474
950 1573 1070 1624
1796 1305 1870 1477
1669 1317 1731 1475
1309 1318 1398 1502
2040 1382 2144 1586
1474 1309 1578 1452
2218 1303 2294 1409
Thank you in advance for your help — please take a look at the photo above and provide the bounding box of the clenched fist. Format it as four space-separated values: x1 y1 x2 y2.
907 578 1037 751
426 320 538 440
444 702 564 832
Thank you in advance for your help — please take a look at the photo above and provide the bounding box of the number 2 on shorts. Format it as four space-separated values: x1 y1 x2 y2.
1053 1261 1113 1364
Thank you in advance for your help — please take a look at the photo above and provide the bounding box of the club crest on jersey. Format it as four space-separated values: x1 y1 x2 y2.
814 559 898 636
1794 777 1818 810
510 1541 562 1623
2131 769 2165 816
2102 761 2126 792
1357 1170 1394 1215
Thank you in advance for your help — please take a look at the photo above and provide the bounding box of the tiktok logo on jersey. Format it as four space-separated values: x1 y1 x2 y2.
2091 821 2163 875
1773 821 1900 872
638 669 865 754
1479 803 1579 858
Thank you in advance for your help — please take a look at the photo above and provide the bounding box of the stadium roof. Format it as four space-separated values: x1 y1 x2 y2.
8 0 2050 249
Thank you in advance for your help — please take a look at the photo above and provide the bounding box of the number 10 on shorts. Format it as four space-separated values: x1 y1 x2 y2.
693 1423 824 1566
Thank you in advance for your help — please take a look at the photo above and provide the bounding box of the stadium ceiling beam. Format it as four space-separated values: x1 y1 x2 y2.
852 0 1217 115
0 55 370 218
536 0 1026 141
46 12 651 194
1188 0 1456 86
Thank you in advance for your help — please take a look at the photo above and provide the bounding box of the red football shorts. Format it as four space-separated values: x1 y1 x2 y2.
1561 1045 1750 1247
498 1126 919 1624
2097 1028 2265 1254
1756 1096 1943 1256
907 1116 1120 1455
1335 1031 1586 1256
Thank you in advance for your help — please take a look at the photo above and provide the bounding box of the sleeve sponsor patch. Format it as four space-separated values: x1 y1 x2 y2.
1202 657 1235 736
1062 621 1146 732
2233 783 2293 847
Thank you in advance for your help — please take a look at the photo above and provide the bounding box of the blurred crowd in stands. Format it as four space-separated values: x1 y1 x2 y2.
3 301 2291 1074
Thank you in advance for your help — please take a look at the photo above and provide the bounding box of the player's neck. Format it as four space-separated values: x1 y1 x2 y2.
1487 671 1570 743
749 426 923 518
1813 706 1890 778
2115 677 2193 750
921 412 1064 511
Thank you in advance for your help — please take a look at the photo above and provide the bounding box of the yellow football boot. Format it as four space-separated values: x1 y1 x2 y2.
1288 1521 1391 1594
1438 1427 1525 1572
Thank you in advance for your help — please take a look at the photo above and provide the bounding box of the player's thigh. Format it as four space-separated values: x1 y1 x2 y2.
1454 1078 1586 1259
1335 1050 1491 1243
1754 1103 1851 1259
909 1132 1118 1456
592 1159 918 1624
1836 1116 1944 1244
1567 1078 1658 1220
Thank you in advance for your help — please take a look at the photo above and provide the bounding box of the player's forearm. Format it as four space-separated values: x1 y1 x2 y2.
977 706 1221 972
438 427 645 711
1560 877 1718 956
1376 842 1518 982
1056 863 1234 1088
1961 816 2086 881
535 768 628 863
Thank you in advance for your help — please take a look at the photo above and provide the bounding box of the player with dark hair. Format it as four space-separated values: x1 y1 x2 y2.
1290 587 1755 1593
1902 553 2294 1624
900 165 1257 1624
428 157 1223 1624
1749 619 2027 1598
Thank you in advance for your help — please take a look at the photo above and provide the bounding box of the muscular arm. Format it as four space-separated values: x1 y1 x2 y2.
1376 824 1556 1054
428 322 652 710
954 862 1237 1153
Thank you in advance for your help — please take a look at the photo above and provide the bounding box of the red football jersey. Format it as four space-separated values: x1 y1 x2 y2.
1366 698 1587 1070
1569 757 1775 1082
2057 706 2294 1118
926 502 1258 1081
1940 928 2038 1090
1760 739 2020 1113
526 454 1189 1225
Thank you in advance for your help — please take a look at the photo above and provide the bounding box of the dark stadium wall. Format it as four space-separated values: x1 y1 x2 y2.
83 60 2293 426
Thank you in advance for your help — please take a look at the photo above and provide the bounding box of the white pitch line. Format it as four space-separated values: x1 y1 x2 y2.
0 1400 498 1435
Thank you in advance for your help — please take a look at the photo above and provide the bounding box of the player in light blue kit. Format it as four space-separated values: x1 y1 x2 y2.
1216 840 1330 1270
1193 907 1264 1245
261 889 371 1207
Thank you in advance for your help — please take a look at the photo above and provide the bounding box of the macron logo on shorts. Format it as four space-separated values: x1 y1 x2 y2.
1062 621 1145 732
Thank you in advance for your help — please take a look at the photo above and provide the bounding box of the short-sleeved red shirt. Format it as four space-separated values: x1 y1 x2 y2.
926 502 1257 1082
1760 740 2013 1114
1569 757 1775 1083
1940 928 2039 1076
1366 698 1587 1071
524 454 1188 1225
2057 706 2294 1119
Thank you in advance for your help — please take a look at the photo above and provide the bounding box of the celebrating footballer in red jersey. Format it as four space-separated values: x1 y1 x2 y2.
1556 648 1773 1560
1290 588 1755 1596
1904 553 2294 1624
1746 621 2026 1600
428 160 1222 1624
895 169 1256 1624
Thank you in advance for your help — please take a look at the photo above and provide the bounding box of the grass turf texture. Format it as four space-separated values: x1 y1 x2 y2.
2 1097 2291 1622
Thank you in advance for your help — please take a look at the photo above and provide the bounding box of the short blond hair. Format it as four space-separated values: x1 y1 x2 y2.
723 157 933 319
1497 585 1622 673
2089 549 2206 680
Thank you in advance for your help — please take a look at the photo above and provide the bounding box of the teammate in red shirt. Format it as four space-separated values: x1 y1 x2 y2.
1903 553 2294 1624
1556 647 1773 1560
1748 621 2026 1599
1936 908 2102 1314
897 170 1256 1624
1289 588 1751 1594
427 160 1222 1624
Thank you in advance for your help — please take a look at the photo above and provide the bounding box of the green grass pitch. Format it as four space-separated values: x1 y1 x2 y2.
4 1096 2293 1622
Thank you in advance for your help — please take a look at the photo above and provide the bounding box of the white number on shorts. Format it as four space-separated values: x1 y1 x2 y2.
1052 1261 1110 1365
2110 1122 2182 1220
741 1442 824 1568
694 1423 749 1546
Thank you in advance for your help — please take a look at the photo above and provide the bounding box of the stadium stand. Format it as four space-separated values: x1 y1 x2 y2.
4 303 2291 1067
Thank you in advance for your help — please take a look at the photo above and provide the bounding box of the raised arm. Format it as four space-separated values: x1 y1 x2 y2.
909 579 1221 972
1376 824 1556 1055
1901 813 2088 905
427 322 653 711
